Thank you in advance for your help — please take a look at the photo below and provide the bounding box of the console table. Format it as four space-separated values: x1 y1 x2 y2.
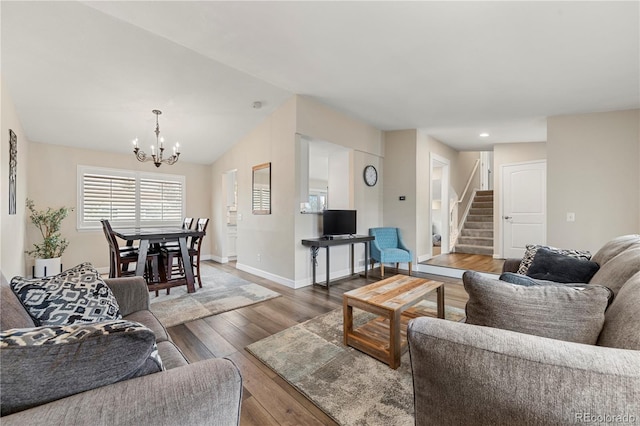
301 235 375 288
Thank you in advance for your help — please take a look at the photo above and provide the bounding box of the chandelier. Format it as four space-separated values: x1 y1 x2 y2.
132 109 180 167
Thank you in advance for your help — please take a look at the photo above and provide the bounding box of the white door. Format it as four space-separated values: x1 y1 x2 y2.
502 161 546 258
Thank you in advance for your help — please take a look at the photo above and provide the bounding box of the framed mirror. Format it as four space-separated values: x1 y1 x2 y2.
252 162 271 215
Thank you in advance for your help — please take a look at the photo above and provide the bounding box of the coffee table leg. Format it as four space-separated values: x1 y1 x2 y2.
343 298 353 346
437 284 445 319
389 311 401 369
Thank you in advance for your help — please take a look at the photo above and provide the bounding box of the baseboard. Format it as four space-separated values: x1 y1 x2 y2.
293 265 367 288
417 254 431 263
235 263 297 289
415 263 499 279
206 254 229 263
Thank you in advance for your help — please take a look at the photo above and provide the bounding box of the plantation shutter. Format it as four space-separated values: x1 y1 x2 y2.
140 177 183 223
81 173 136 225
78 166 185 229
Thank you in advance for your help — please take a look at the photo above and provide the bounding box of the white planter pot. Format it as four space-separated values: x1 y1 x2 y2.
34 257 61 278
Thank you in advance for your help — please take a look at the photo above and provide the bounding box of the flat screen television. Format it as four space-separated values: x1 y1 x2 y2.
323 210 357 236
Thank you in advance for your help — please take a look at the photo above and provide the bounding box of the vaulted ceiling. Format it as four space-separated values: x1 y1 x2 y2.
2 1 638 164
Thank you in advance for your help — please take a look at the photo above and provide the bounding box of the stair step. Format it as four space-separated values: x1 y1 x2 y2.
472 201 493 209
476 190 494 196
469 208 493 216
467 215 493 222
474 195 493 202
465 222 493 229
461 229 493 238
458 237 493 247
455 244 494 255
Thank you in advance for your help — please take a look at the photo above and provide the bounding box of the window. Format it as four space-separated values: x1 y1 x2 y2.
78 166 185 229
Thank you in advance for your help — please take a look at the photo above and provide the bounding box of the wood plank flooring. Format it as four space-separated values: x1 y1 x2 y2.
422 252 505 274
167 261 469 426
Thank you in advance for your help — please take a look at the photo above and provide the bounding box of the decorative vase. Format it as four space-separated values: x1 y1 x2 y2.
34 257 61 278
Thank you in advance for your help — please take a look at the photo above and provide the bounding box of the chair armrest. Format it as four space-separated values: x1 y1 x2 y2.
408 317 640 426
1 358 243 426
104 276 149 316
370 239 382 260
502 258 521 273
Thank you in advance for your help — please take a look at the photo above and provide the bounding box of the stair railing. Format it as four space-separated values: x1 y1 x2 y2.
449 159 480 250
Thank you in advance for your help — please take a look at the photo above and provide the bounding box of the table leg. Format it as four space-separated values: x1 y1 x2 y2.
350 243 354 276
311 246 318 285
364 242 369 278
437 284 445 319
135 239 149 277
179 237 196 293
389 310 401 369
343 298 353 346
325 246 330 288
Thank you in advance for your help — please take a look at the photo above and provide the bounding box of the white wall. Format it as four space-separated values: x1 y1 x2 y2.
493 142 547 257
547 109 639 252
1 77 30 278
26 142 212 273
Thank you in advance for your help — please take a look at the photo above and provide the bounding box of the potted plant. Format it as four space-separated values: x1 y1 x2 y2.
26 199 74 277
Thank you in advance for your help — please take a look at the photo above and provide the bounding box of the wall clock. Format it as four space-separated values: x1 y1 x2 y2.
363 165 378 187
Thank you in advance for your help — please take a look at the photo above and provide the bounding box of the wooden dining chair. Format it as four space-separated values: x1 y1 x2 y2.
100 219 161 286
162 217 209 288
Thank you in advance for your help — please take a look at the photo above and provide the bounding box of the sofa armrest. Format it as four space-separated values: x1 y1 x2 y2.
104 277 150 316
502 258 521 273
408 317 640 426
1 358 243 426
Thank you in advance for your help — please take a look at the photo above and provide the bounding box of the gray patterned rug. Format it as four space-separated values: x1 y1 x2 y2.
246 301 465 426
149 263 281 327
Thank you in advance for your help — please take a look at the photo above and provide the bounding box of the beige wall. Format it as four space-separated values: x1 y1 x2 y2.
26 142 212 272
493 142 547 257
383 130 418 260
210 95 383 287
547 109 639 252
295 96 384 285
1 77 30 278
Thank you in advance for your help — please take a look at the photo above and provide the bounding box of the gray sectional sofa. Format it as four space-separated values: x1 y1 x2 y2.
0 274 243 425
408 235 640 425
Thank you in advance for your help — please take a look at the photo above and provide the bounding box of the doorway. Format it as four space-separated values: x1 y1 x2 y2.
501 160 546 258
223 169 238 260
430 154 450 257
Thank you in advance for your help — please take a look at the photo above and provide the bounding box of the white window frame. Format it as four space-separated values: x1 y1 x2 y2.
77 165 186 230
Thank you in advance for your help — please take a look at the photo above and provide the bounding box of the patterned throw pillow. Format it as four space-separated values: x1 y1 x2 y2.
517 245 592 275
0 320 163 415
10 262 121 326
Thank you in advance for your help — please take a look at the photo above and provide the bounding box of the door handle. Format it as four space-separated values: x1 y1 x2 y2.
503 216 512 220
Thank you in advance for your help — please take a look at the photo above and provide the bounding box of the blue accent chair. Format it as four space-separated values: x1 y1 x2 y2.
369 227 413 277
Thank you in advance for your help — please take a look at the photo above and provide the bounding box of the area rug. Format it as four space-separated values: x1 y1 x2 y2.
246 301 465 426
149 263 281 327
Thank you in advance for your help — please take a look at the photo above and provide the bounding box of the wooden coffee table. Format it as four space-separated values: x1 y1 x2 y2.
343 274 444 369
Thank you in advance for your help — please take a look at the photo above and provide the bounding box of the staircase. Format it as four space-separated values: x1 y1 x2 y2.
455 190 494 256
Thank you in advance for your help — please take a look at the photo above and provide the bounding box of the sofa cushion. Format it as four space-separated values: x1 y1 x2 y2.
10 263 121 326
589 247 640 296
499 272 566 287
157 340 189 370
463 271 610 344
517 244 591 275
591 234 640 267
1 274 36 331
124 309 169 343
526 247 600 283
597 271 640 350
0 320 163 415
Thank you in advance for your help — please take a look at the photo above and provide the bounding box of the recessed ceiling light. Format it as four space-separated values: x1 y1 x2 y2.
479 132 490 138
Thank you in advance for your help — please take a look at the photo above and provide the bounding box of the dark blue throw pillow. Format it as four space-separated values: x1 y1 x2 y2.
526 247 600 283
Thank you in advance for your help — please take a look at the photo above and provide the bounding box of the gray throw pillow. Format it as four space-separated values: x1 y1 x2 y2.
517 244 591 275
526 247 600 283
0 320 163 415
10 262 121 326
463 271 610 344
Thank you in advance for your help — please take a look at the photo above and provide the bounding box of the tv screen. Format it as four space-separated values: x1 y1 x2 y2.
323 210 357 236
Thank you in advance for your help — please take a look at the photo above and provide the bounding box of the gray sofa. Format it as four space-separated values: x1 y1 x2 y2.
0 274 243 425
408 235 640 425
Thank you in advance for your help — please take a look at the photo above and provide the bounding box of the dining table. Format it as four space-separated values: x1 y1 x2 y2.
112 226 204 293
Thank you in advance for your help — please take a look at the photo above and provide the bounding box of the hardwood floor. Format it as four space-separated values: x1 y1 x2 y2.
422 252 505 274
167 261 469 425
